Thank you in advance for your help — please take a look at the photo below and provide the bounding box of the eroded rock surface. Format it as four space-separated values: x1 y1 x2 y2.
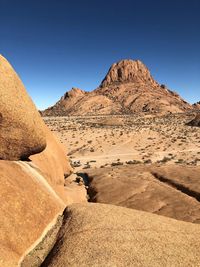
100 59 158 87
0 55 46 160
42 59 193 116
187 113 200 127
42 203 200 267
0 56 82 267
86 165 200 223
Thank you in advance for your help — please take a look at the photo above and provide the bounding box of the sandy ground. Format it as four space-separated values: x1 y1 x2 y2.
44 113 200 171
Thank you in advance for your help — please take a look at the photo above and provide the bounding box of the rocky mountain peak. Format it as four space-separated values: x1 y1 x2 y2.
61 87 85 100
100 59 158 88
193 101 200 110
42 59 193 116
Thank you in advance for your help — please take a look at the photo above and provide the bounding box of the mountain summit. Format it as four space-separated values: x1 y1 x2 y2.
100 59 158 88
42 59 193 116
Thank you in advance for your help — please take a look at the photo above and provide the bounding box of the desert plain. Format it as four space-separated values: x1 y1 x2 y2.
44 112 200 224
45 113 200 168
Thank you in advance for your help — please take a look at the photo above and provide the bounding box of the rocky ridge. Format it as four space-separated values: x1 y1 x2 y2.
193 101 200 110
100 59 158 88
187 113 200 127
42 59 193 116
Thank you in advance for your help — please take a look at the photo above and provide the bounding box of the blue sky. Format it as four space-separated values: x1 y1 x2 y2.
0 0 200 109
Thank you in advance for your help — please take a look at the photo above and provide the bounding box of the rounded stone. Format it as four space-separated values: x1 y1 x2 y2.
0 55 46 160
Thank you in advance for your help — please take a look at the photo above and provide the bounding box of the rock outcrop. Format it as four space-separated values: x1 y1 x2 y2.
186 113 200 127
86 165 200 223
193 101 200 110
0 160 65 267
42 203 200 267
0 55 46 160
42 59 193 116
43 87 86 116
100 59 158 88
0 56 75 267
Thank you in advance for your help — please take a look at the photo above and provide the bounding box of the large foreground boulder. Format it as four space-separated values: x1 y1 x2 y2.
43 203 200 267
0 160 65 267
30 126 73 203
0 128 75 267
0 56 77 267
0 55 46 160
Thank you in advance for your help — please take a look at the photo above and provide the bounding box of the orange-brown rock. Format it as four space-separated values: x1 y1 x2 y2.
42 59 193 116
100 59 158 88
86 164 200 223
30 126 73 203
42 203 200 267
193 101 200 110
0 56 78 267
44 87 86 116
0 127 76 267
0 55 46 160
187 113 200 127
0 160 65 267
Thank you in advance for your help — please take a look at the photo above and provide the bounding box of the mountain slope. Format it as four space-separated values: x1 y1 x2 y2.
42 59 193 116
193 101 200 110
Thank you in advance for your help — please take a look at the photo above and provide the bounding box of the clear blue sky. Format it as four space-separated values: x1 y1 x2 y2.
0 0 200 109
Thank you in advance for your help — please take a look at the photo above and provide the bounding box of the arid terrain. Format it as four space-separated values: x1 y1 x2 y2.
1 54 200 267
44 112 200 169
44 112 200 224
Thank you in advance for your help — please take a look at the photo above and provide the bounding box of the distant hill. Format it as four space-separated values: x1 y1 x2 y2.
42 59 193 116
193 101 200 110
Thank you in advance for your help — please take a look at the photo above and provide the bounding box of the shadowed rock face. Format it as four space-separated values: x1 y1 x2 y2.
187 113 200 127
193 101 200 110
0 55 46 160
42 59 193 116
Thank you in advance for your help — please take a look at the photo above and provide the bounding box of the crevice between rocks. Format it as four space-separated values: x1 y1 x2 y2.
20 213 64 267
76 172 98 202
37 173 91 267
151 172 200 202
40 208 72 267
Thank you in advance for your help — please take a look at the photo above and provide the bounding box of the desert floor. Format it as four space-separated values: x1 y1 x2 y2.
44 113 200 223
44 113 200 170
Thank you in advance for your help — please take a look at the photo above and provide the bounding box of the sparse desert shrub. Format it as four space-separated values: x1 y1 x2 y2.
126 160 141 165
175 159 184 164
144 159 152 164
111 162 123 166
157 156 171 164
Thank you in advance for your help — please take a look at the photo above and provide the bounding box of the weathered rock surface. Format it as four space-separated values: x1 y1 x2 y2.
100 59 158 88
0 56 84 267
0 160 65 267
42 203 200 267
187 113 200 127
193 101 200 110
0 55 46 160
30 126 73 203
42 59 193 116
86 164 200 223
